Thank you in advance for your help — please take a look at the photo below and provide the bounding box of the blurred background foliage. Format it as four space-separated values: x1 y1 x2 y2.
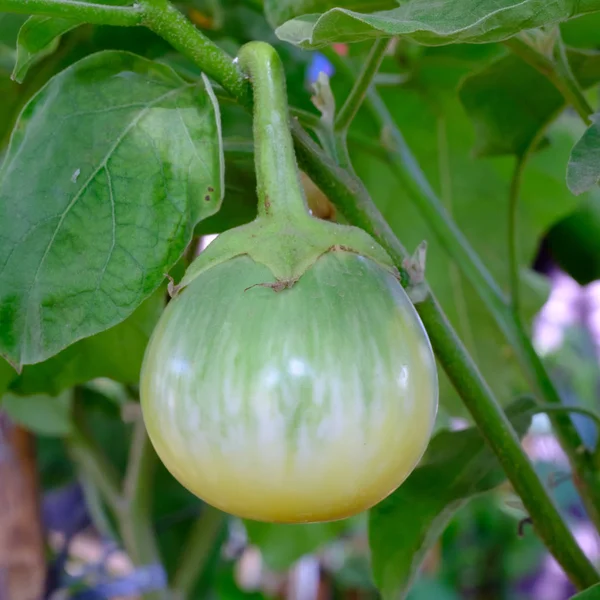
2 0 600 598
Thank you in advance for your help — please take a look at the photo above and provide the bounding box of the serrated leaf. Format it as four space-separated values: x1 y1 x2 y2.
1 390 72 436
0 50 223 369
12 16 79 84
9 286 165 396
369 397 535 600
567 114 600 195
460 49 600 157
244 519 350 571
571 583 600 599
275 0 600 49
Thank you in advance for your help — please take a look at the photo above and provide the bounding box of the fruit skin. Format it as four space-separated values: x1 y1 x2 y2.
140 250 438 523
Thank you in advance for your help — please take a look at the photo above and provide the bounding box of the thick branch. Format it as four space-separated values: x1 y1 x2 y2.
0 0 143 25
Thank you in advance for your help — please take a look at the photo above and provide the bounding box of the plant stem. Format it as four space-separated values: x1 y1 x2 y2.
416 295 599 590
141 0 251 107
0 0 143 25
69 396 122 513
504 36 593 125
119 417 162 570
237 41 309 220
172 505 226 597
508 154 526 313
1 0 597 586
335 38 389 133
532 405 600 433
290 123 598 588
359 82 600 533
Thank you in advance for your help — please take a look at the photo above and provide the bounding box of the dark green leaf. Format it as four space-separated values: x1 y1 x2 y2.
1 390 72 435
347 51 583 414
0 50 223 369
0 359 17 394
244 518 350 571
460 50 600 157
546 199 600 285
567 114 600 194
369 397 536 600
571 583 600 598
275 0 600 49
12 16 80 84
561 12 600 48
264 0 396 29
10 286 165 396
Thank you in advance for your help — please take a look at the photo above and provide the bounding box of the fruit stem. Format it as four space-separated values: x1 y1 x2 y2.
237 42 310 222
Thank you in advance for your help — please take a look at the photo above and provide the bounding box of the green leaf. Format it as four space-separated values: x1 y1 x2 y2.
571 583 600 599
0 358 17 394
1 390 72 436
275 0 600 49
264 0 396 29
0 50 223 369
546 198 600 285
244 519 350 571
567 114 600 195
369 397 536 600
10 286 165 396
346 49 585 414
12 16 79 84
460 50 600 157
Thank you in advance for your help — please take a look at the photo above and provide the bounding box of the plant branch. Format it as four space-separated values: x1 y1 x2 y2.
508 154 526 313
335 38 389 133
532 405 600 433
141 0 251 107
0 0 143 25
504 36 593 125
69 394 122 514
1 0 597 586
416 295 598 589
119 414 162 568
173 505 226 597
291 123 598 588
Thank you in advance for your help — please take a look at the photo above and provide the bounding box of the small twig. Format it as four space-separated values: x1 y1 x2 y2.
335 38 389 133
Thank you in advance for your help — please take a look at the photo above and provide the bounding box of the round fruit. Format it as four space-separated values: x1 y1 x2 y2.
140 250 438 523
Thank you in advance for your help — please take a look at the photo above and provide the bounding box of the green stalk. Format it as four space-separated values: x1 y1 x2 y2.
237 41 309 221
335 38 389 133
357 82 600 533
0 0 597 586
172 506 226 597
508 155 526 313
0 0 143 24
119 417 162 571
141 0 251 107
504 36 593 126
290 124 599 589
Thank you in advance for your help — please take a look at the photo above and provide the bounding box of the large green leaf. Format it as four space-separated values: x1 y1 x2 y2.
567 114 600 194
275 0 600 49
12 16 79 84
0 50 223 369
0 359 17 395
264 0 396 29
369 397 536 600
1 390 72 435
571 584 600 599
9 286 165 396
347 49 585 413
546 199 600 285
244 518 351 571
459 49 600 157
